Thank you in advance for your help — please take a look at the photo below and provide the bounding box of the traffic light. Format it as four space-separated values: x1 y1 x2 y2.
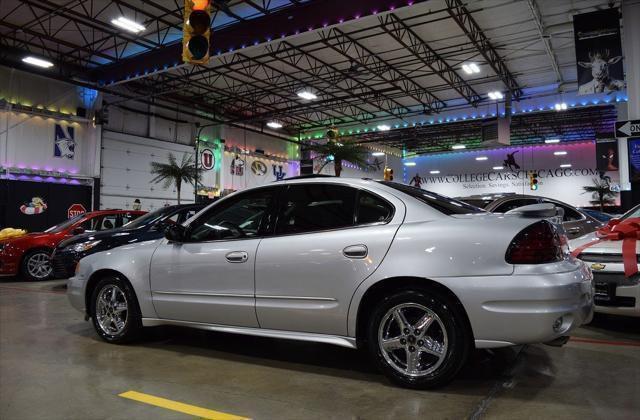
384 167 394 181
529 171 539 190
183 0 211 64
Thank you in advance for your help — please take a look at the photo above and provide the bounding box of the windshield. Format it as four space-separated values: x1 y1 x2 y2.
44 214 84 233
379 182 485 215
122 207 174 229
621 204 640 220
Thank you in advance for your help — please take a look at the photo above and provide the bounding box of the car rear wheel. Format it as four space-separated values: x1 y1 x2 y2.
89 275 142 344
367 289 469 389
21 250 53 281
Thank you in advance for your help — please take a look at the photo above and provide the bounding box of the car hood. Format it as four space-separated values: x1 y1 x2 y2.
569 232 639 255
58 227 139 249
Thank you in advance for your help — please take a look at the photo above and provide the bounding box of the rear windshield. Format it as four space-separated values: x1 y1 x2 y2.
379 182 485 215
457 198 492 209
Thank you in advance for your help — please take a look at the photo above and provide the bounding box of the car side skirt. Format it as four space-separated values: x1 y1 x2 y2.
141 318 358 349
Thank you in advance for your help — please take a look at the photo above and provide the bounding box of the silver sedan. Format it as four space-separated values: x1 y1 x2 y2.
68 177 593 388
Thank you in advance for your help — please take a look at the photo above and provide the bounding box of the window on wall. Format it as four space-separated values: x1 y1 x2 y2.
275 184 357 234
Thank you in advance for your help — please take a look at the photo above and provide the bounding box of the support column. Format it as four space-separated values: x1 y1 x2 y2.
620 1 640 209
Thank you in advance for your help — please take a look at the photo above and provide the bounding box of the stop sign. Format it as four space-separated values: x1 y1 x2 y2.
68 203 87 218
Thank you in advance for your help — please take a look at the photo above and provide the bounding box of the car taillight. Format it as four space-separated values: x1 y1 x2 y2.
505 220 564 264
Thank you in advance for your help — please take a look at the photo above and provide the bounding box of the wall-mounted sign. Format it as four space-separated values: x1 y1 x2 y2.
251 160 267 176
67 203 87 218
54 123 76 159
20 197 47 215
573 8 625 95
615 120 640 138
200 148 215 170
230 155 245 176
628 138 640 183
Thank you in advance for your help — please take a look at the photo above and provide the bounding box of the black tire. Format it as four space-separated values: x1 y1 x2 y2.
89 275 142 344
366 289 469 389
20 249 53 281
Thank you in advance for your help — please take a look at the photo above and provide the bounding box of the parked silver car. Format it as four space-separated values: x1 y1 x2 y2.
458 194 603 239
68 178 593 388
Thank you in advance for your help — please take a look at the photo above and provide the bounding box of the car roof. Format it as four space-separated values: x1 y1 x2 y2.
83 209 146 217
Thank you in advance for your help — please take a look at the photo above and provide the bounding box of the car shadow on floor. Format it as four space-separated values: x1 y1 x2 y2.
103 324 528 394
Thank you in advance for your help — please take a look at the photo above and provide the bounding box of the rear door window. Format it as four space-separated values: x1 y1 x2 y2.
356 191 394 225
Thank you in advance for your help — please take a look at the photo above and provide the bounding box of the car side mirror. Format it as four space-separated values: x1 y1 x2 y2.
72 227 85 235
165 224 186 242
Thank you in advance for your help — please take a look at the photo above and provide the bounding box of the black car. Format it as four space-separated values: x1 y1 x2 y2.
51 204 204 278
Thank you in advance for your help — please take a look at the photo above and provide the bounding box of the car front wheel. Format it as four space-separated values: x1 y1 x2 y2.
21 250 53 281
89 275 142 344
367 289 469 389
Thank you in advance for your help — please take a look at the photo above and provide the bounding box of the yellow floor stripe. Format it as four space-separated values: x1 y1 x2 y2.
119 390 249 420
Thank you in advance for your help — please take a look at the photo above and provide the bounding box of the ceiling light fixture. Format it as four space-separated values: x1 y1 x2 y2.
475 156 488 161
560 163 572 168
267 121 283 129
377 124 391 131
488 91 504 100
462 62 480 74
22 56 54 68
404 162 416 167
429 170 440 174
554 151 567 156
545 138 560 144
372 152 386 156
554 102 568 111
451 144 466 150
111 16 145 33
492 166 504 170
297 90 317 100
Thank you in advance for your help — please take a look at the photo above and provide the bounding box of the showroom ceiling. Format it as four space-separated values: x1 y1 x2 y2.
0 0 617 134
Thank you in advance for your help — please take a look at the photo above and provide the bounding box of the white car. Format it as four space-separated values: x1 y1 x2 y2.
68 177 593 388
571 204 640 317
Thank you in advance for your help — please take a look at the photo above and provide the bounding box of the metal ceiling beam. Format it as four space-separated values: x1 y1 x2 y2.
88 0 430 84
320 27 446 114
445 0 523 98
379 13 483 106
525 0 562 83
267 40 413 121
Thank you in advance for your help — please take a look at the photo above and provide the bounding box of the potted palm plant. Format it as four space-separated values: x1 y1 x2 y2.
582 177 618 212
150 153 198 204
307 140 371 177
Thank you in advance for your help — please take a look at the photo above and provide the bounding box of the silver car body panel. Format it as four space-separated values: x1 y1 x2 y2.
68 177 594 349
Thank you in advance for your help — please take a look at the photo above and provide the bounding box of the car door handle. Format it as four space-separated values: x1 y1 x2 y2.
225 251 248 263
343 245 368 259
567 227 581 234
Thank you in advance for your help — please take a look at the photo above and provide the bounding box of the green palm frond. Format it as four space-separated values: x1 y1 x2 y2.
306 140 371 176
582 177 618 211
150 153 199 204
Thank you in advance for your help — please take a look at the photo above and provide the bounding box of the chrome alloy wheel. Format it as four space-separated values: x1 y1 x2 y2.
96 285 129 336
378 303 448 378
26 252 52 280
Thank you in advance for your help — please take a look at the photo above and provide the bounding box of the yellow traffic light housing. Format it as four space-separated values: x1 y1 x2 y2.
183 0 211 64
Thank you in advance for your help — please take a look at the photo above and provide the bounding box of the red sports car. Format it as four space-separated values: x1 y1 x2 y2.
0 210 145 281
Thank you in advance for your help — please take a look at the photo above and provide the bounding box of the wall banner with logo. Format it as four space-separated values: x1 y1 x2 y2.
573 8 625 95
628 138 640 183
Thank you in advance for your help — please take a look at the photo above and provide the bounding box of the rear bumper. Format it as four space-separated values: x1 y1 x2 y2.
438 262 594 348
